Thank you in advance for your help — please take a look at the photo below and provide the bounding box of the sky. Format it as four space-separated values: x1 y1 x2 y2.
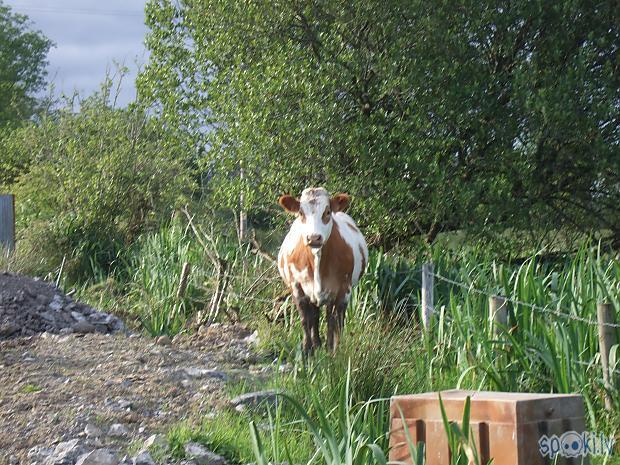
5 1 148 107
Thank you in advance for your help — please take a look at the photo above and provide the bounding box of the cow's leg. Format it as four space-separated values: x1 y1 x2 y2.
293 286 315 354
327 293 348 354
309 304 321 350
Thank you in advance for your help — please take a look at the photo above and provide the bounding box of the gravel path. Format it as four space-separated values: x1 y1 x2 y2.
0 324 264 464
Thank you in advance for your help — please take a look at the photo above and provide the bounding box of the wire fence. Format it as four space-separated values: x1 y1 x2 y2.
432 271 620 329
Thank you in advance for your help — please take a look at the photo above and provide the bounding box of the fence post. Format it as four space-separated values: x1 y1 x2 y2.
489 296 508 336
597 302 617 410
0 194 15 254
421 263 434 330
176 262 192 300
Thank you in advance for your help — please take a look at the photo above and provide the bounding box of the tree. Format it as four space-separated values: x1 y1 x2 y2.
139 0 620 250
4 78 194 278
0 1 52 128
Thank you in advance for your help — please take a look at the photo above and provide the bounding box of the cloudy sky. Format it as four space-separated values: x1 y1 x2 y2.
5 1 148 107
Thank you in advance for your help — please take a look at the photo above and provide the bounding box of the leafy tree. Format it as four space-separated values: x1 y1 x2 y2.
140 0 620 250
4 79 194 278
0 1 52 128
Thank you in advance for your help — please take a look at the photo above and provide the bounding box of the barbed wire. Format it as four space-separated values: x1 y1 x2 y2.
573 359 620 376
431 272 620 328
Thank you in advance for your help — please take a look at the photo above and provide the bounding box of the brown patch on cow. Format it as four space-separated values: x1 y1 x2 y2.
347 222 360 233
319 222 354 296
330 193 351 213
279 195 300 213
359 244 366 272
287 235 315 284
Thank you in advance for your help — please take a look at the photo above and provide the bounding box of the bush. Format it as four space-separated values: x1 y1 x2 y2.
4 80 194 279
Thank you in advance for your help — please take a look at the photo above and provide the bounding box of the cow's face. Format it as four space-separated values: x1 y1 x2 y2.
279 187 350 250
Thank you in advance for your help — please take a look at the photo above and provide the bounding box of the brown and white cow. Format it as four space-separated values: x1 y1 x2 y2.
277 187 368 353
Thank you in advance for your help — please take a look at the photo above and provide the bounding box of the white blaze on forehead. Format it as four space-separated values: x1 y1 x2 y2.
299 187 330 215
298 187 332 245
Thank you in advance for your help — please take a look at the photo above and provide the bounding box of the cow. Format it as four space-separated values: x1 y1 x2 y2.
277 187 368 354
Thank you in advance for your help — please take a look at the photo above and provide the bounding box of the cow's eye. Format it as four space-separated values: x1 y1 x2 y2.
299 211 306 223
322 208 331 222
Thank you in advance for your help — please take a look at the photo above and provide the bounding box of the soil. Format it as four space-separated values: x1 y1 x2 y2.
0 274 270 465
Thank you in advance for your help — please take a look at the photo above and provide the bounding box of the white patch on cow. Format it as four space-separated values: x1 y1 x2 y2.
333 212 368 287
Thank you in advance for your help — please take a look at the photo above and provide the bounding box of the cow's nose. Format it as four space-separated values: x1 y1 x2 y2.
306 234 323 247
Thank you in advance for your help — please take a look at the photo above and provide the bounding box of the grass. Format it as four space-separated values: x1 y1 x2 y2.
19 383 43 394
21 220 620 464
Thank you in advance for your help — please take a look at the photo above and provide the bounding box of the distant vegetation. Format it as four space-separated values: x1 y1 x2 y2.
0 0 619 463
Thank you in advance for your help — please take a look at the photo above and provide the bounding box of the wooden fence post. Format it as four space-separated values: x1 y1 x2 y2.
0 194 15 254
176 262 192 300
597 302 618 410
421 263 434 330
489 296 508 336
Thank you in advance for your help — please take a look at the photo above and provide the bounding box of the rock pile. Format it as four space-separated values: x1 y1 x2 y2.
0 272 125 339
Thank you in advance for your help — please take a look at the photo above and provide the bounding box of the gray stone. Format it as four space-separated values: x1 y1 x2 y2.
49 295 64 311
44 439 87 465
75 449 118 465
108 423 129 437
72 321 96 334
183 442 226 465
133 451 156 465
156 335 172 346
183 367 228 380
229 390 279 409
84 423 103 438
27 445 53 460
71 311 86 322
142 433 167 451
0 322 20 337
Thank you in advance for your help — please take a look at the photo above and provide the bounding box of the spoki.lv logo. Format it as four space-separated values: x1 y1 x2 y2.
539 431 615 458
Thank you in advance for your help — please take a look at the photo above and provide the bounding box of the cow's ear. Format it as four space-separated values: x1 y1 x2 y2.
330 193 351 213
279 195 300 213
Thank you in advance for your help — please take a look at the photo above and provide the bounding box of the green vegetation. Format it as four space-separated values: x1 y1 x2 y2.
0 1 52 131
19 383 43 394
0 1 618 464
140 0 620 249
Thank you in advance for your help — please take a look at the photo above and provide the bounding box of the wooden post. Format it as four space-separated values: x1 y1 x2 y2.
176 262 192 300
597 302 617 410
239 166 247 243
0 194 15 254
421 263 434 330
489 296 508 336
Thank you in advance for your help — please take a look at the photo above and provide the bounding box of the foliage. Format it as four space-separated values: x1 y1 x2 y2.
140 0 620 249
0 1 52 130
3 79 194 279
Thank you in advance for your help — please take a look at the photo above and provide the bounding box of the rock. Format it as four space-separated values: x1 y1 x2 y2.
183 442 226 465
44 439 87 465
117 398 133 409
28 445 53 460
84 423 103 438
108 423 129 437
72 321 96 334
142 433 167 451
49 295 64 311
0 322 20 337
59 327 74 335
72 311 87 322
229 390 279 409
182 367 228 380
156 335 172 346
133 451 156 465
75 449 118 465
243 330 259 345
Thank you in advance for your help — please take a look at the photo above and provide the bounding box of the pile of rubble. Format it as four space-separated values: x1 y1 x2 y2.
0 272 125 338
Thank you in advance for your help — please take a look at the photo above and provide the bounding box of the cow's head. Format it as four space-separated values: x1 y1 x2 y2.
279 187 350 250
